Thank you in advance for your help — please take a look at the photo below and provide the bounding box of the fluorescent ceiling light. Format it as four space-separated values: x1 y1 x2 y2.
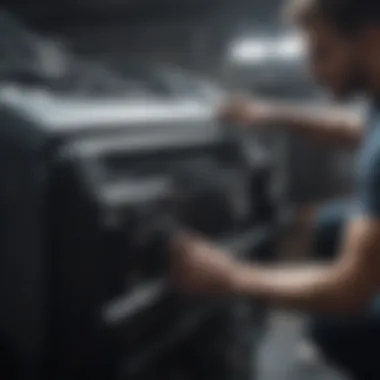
276 34 304 59
229 33 304 64
230 40 271 63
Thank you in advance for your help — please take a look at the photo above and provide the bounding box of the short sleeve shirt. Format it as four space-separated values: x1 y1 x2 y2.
357 104 380 218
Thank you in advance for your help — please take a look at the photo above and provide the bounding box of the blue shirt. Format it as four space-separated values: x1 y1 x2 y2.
357 104 380 312
357 104 380 219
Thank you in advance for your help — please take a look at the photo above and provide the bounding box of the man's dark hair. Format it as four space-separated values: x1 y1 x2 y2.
285 0 380 34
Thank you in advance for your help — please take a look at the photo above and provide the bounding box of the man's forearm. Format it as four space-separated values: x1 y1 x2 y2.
234 262 371 314
263 102 363 148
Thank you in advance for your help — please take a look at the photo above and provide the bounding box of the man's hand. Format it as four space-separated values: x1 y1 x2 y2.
169 233 241 295
218 95 276 127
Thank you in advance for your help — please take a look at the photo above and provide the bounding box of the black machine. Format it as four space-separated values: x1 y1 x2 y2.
0 88 278 380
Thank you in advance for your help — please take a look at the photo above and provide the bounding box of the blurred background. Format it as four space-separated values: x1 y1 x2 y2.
0 1 358 380
0 0 356 202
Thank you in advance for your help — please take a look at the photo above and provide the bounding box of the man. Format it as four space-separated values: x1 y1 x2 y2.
170 1 380 378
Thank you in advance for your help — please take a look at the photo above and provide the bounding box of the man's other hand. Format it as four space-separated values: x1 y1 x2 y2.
170 233 241 295
218 95 276 127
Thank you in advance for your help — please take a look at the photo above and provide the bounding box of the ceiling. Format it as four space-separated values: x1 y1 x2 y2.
1 0 283 31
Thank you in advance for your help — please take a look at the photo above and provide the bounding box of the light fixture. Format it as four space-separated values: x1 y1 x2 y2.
229 39 271 63
276 34 304 59
229 33 304 64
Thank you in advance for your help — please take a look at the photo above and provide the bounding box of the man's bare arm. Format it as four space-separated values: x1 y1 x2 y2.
234 218 380 313
270 102 364 148
221 98 364 148
172 218 380 314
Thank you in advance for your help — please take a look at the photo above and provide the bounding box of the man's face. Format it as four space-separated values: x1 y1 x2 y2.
302 21 365 99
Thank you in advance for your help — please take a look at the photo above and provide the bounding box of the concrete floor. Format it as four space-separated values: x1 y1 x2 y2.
257 311 348 380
